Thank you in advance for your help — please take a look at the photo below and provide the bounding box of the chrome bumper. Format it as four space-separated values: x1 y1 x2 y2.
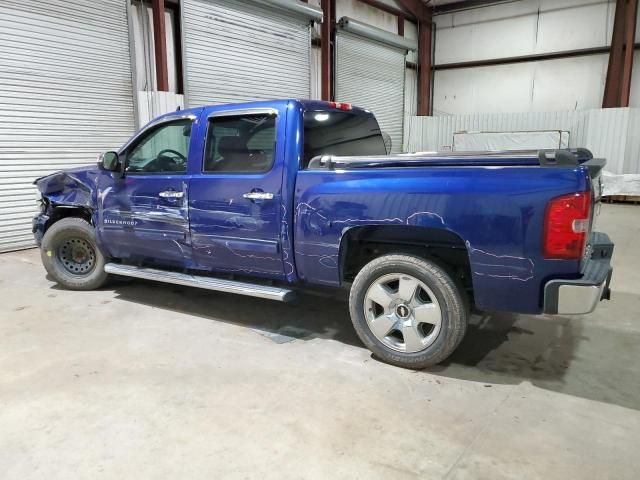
543 232 613 315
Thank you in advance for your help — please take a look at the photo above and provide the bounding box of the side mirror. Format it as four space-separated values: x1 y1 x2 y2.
100 151 120 171
98 151 124 178
382 132 392 154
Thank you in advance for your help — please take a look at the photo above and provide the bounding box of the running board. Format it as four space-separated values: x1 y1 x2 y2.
104 263 295 302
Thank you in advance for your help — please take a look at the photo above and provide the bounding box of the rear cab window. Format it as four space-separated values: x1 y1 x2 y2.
302 110 387 169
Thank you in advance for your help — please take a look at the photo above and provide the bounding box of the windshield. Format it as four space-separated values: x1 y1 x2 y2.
302 110 386 168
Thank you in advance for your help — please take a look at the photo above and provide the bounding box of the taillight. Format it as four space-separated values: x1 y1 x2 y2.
543 191 591 259
328 101 352 111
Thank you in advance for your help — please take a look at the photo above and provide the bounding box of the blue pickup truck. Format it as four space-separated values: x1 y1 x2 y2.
33 99 613 368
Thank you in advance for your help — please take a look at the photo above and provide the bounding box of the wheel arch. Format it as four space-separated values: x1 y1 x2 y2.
338 225 473 294
43 202 94 234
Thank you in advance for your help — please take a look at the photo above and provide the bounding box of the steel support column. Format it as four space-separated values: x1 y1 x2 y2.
397 0 433 116
320 0 334 100
603 0 638 108
152 0 169 92
417 13 433 116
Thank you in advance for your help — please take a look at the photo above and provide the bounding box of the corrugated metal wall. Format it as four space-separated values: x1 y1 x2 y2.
0 0 136 252
182 0 312 107
625 109 640 174
405 110 591 152
405 107 640 194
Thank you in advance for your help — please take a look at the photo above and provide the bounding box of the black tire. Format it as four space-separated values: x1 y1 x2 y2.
349 254 467 369
40 217 108 290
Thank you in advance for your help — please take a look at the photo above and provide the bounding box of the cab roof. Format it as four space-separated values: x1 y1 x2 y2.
157 99 372 122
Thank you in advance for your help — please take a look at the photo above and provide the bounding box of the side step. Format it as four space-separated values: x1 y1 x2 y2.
104 263 295 302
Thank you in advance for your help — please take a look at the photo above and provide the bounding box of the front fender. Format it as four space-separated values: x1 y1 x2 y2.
32 166 102 245
34 168 98 209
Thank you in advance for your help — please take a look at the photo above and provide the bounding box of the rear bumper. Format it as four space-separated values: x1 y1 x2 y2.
543 232 613 315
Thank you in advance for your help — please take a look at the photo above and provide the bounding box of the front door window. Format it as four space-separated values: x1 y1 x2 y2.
127 119 192 174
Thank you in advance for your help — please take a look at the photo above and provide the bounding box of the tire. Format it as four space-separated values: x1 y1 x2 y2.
349 254 467 369
40 217 108 290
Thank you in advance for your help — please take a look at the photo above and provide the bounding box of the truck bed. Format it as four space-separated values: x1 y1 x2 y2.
294 148 601 315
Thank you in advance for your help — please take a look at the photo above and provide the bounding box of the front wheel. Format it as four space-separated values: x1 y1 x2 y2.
349 254 467 369
40 217 108 290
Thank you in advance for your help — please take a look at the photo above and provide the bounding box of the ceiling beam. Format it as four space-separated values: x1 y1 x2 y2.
395 0 430 21
433 0 521 15
356 0 417 22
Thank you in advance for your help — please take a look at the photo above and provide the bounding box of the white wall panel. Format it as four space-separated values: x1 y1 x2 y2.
137 91 185 126
585 107 628 174
535 0 614 53
530 54 609 111
433 0 617 116
433 54 609 115
310 45 322 100
404 107 640 194
434 0 614 64
630 51 640 108
405 110 590 152
625 108 640 174
435 2 539 64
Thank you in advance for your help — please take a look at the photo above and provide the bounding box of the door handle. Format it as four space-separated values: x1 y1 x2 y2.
159 191 184 199
243 192 274 200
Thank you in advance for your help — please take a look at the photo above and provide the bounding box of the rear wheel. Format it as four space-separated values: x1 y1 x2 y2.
349 254 467 369
40 217 108 290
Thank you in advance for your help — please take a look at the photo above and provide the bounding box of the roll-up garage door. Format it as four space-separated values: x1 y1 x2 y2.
0 0 136 252
336 19 414 154
182 0 316 106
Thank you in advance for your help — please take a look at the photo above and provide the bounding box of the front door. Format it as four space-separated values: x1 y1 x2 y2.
96 115 196 268
188 107 286 279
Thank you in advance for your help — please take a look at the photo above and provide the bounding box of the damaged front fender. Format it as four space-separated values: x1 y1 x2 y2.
34 165 100 209
32 166 101 244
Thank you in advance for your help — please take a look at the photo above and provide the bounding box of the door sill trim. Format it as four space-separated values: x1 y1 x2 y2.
104 263 294 302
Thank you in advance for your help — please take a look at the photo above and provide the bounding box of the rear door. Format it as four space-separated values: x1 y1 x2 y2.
96 114 198 267
188 106 287 279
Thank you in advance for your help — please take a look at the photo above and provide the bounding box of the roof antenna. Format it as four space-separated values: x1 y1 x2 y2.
176 105 181 111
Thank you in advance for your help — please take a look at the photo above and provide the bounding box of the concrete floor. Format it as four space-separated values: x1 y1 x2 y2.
1 203 639 479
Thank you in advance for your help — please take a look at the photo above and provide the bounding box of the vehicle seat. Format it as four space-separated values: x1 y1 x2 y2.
216 136 248 171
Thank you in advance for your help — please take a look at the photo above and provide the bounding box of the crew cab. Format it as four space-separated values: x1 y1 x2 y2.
33 99 613 368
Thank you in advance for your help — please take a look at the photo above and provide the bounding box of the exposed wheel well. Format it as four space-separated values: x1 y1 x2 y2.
340 225 473 294
45 204 93 233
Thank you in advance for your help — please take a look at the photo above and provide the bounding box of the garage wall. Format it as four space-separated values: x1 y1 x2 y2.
335 31 408 153
631 51 640 108
432 0 640 115
0 0 136 252
405 107 640 190
335 0 399 34
182 0 313 107
434 54 610 114
306 0 418 118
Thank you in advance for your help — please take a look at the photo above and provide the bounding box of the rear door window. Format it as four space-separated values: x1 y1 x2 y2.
302 111 387 168
203 114 276 173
